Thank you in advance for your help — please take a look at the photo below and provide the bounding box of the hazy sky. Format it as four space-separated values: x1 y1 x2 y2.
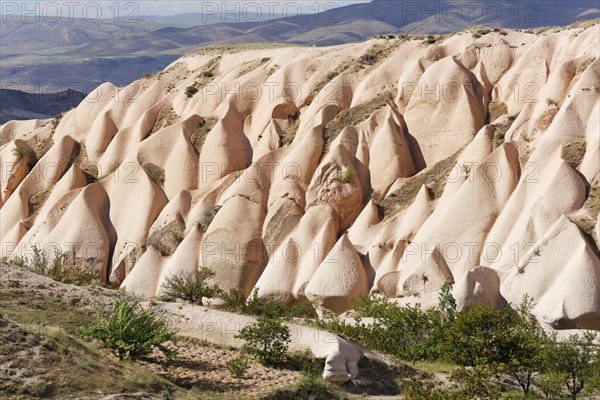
2 1 371 17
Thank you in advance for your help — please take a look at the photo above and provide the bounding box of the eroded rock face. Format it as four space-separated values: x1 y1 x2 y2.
2 24 600 328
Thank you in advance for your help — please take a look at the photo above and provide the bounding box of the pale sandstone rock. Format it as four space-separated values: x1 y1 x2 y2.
1 24 599 330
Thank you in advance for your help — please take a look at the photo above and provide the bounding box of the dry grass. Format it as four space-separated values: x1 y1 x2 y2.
150 105 178 136
188 43 296 57
142 163 165 186
487 100 508 124
561 140 587 169
570 186 600 256
324 91 393 150
34 137 53 160
312 62 351 96
381 149 462 217
359 43 396 65
21 186 54 229
493 113 519 149
237 57 271 78
191 116 219 153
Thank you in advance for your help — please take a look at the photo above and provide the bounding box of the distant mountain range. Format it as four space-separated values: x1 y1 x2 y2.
1 0 598 121
0 89 86 124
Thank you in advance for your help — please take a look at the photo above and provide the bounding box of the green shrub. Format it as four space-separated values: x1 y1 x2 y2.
222 288 248 313
79 296 177 361
222 288 317 319
10 245 96 286
244 288 288 318
340 170 355 184
11 145 32 159
404 379 451 400
227 355 249 379
161 267 223 305
318 293 446 362
236 317 291 366
202 71 214 78
169 230 184 245
185 85 199 98
450 365 500 400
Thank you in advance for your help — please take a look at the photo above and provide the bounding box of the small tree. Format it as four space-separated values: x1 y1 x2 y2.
545 332 598 400
236 317 291 366
79 296 177 361
161 267 222 305
502 297 548 396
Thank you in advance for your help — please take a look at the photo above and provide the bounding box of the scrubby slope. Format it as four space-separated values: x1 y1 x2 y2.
1 23 599 329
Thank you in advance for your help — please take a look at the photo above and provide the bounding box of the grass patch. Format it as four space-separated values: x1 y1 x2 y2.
191 116 218 153
21 186 54 229
493 113 519 149
150 105 178 136
359 43 395 66
34 137 53 160
71 141 99 183
487 100 508 124
0 289 95 334
200 205 222 231
237 57 271 78
561 140 586 169
313 62 351 94
0 316 181 399
380 149 462 216
142 163 165 186
570 186 600 256
341 170 355 184
8 246 98 287
324 91 392 150
576 57 596 75
188 43 295 57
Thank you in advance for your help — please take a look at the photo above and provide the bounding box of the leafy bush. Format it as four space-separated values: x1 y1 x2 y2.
243 288 288 319
12 145 32 159
79 296 177 361
405 366 501 400
202 71 214 78
161 267 223 305
227 355 249 379
222 288 317 319
221 288 248 313
340 170 355 184
318 291 449 363
185 85 199 98
236 317 291 366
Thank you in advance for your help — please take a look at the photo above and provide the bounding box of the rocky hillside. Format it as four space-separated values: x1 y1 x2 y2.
1 22 599 330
